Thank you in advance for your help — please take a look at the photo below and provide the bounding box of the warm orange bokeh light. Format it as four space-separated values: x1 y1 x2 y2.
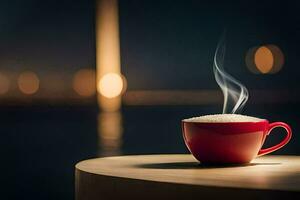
73 69 96 97
247 44 284 74
267 45 284 74
18 71 40 95
254 46 274 74
98 73 123 98
0 72 10 95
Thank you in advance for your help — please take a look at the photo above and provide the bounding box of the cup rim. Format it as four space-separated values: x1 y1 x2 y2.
182 119 268 124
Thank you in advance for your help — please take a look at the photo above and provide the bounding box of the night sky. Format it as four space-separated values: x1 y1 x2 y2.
119 0 300 90
0 0 95 73
0 0 299 90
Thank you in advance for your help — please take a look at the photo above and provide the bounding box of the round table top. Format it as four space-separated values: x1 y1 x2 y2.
76 154 300 192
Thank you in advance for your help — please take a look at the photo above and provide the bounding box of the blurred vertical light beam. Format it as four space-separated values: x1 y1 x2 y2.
96 0 122 111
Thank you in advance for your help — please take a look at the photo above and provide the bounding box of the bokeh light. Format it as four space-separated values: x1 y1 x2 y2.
73 69 96 97
246 44 284 74
267 45 285 74
98 73 123 98
254 46 274 74
18 71 40 95
0 72 10 95
121 74 127 95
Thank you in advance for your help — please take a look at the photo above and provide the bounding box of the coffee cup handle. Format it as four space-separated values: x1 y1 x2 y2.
257 122 292 156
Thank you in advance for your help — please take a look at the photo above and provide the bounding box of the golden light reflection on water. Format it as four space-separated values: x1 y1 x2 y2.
97 111 123 156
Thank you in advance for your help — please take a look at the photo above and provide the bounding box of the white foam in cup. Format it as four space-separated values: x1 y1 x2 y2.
183 114 263 123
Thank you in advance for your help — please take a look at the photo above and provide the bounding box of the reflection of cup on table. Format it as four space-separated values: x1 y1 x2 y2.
182 114 292 164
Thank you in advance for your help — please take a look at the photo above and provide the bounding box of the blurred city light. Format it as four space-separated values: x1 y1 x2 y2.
73 69 96 97
254 46 274 74
123 90 223 105
18 71 40 95
98 73 123 98
246 44 284 74
0 72 10 95
266 45 284 74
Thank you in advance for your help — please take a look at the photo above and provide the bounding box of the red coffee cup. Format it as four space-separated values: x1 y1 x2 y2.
182 119 292 164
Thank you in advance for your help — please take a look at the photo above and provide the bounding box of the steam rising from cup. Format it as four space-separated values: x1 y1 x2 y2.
213 37 249 114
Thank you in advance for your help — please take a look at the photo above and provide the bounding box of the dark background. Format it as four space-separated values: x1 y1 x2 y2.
1 0 299 199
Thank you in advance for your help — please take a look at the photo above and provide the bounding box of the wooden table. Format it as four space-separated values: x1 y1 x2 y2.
75 154 300 200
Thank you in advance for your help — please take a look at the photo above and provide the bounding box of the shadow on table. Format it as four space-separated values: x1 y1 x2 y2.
136 162 281 169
